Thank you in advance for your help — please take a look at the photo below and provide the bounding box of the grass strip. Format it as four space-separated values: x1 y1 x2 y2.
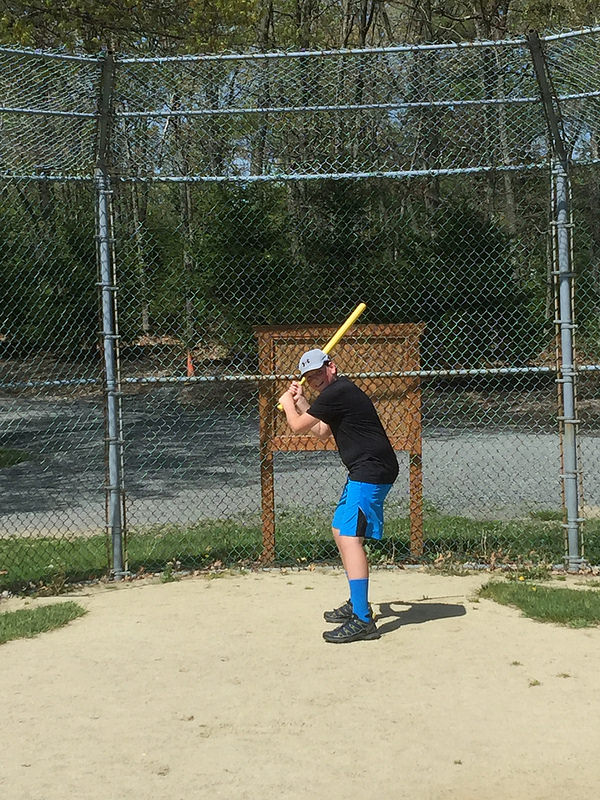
2 514 600 594
0 535 110 590
0 601 87 645
0 447 31 468
479 581 600 627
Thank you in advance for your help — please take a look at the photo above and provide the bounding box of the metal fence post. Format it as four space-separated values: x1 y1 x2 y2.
553 164 582 571
527 30 582 571
96 50 125 578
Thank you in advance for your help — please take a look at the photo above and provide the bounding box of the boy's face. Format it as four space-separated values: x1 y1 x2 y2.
303 361 337 393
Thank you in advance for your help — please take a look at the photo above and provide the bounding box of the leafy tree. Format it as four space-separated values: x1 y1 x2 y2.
1 0 598 368
0 1 258 52
0 183 97 356
0 1 189 50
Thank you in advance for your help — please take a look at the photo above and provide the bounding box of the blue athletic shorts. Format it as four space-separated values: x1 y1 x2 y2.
332 479 393 540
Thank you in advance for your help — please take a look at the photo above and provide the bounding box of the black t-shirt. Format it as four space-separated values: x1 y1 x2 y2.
308 376 399 484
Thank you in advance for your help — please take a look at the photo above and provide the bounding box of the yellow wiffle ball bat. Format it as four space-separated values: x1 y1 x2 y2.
277 302 367 410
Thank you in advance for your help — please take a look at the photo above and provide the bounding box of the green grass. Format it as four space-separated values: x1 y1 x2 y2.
479 581 600 627
0 601 87 644
528 509 564 522
276 509 581 565
2 511 600 595
0 535 111 591
0 446 31 468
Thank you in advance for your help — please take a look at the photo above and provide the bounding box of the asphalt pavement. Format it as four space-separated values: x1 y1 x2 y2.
2 390 600 536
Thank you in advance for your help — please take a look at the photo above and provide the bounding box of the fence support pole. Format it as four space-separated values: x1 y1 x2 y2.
96 51 125 578
97 171 124 577
527 30 582 571
553 164 582 571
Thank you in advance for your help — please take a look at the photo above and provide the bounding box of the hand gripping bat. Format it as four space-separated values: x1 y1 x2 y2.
277 302 366 410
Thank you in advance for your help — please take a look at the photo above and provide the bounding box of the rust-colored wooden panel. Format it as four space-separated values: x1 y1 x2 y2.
256 323 424 455
255 323 425 561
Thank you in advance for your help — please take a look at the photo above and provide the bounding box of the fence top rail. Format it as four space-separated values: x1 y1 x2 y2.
538 25 600 42
117 41 527 65
0 25 597 67
6 159 600 186
114 25 600 64
13 364 600 392
0 45 98 63
113 162 549 184
115 89 600 121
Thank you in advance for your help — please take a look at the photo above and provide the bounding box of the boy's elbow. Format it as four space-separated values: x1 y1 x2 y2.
315 424 331 441
288 415 314 435
287 419 304 435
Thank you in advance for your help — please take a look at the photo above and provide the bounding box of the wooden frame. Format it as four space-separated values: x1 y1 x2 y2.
255 323 425 561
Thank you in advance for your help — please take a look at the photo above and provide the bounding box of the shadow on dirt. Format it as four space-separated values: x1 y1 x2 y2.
375 599 466 636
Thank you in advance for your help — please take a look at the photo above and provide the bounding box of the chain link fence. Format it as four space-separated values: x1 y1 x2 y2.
1 29 600 588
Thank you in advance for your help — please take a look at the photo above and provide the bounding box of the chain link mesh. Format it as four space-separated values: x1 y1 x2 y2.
0 49 99 179
114 42 552 179
2 30 600 589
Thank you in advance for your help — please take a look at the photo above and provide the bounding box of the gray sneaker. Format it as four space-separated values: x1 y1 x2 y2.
323 600 353 623
323 600 373 623
322 614 380 643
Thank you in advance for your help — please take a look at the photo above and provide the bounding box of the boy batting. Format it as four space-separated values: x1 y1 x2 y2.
278 348 398 643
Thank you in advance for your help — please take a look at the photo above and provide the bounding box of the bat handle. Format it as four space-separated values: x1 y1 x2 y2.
276 302 366 411
277 376 306 411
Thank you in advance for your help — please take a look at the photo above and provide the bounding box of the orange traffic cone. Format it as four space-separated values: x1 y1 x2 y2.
186 351 195 377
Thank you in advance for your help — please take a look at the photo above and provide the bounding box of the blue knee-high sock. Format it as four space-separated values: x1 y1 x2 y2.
349 578 370 622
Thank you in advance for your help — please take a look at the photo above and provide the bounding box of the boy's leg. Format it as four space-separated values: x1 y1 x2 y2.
323 529 369 622
334 530 368 578
323 481 392 640
327 480 391 626
333 527 351 574
335 532 371 622
322 528 352 621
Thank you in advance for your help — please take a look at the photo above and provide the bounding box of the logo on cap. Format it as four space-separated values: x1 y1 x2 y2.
298 348 330 376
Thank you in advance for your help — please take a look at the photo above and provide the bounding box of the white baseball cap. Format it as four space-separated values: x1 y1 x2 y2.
298 348 330 376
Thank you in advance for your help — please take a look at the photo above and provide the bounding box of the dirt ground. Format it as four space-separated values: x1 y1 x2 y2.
1 568 600 800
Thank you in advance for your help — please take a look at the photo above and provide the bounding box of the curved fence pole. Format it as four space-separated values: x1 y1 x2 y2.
528 30 582 571
96 50 125 578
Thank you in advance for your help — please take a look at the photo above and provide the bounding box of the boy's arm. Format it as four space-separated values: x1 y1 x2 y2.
278 384 332 441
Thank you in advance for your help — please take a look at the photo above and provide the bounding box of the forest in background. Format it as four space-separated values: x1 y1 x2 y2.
0 3 599 374
0 1 599 53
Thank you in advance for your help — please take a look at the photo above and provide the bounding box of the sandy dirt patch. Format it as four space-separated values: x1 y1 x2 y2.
1 568 600 800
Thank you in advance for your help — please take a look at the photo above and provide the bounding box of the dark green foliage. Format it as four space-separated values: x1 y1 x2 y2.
0 184 97 356
97 175 555 368
0 447 31 468
0 165 592 371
